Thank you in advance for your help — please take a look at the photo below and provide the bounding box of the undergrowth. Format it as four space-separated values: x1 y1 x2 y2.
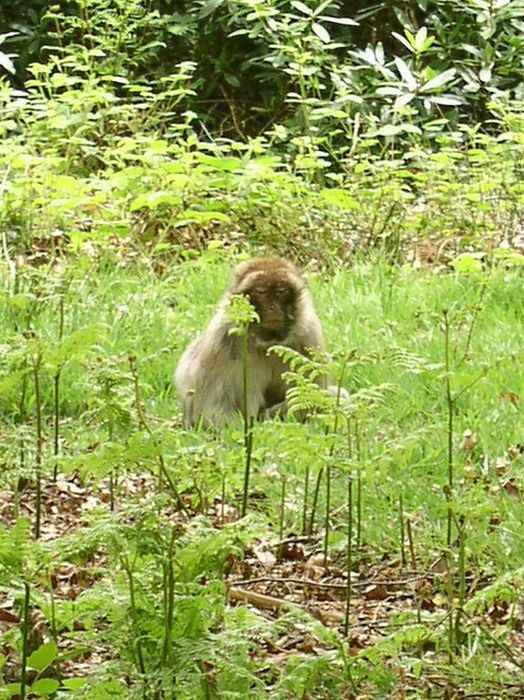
0 253 523 698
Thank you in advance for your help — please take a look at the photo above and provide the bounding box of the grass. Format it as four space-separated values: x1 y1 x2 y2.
0 251 523 698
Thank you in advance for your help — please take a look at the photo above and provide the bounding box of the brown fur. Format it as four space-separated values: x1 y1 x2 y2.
174 258 327 427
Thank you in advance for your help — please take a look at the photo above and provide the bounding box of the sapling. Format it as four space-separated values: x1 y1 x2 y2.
30 343 43 539
129 356 186 512
52 278 68 481
226 294 259 518
20 582 30 700
344 455 353 638
398 492 406 567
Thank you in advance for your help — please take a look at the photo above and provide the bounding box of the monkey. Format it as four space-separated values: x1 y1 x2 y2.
174 257 345 427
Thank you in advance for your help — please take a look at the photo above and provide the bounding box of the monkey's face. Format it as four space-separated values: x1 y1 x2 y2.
246 283 298 344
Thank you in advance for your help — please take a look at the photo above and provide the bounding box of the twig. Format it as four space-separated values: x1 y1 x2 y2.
231 573 432 590
229 587 300 612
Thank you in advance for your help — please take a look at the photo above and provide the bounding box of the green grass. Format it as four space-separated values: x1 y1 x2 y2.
0 252 523 698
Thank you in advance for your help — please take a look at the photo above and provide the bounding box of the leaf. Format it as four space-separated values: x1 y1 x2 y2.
6 683 21 697
27 641 58 672
0 32 19 45
130 191 181 211
0 52 15 74
198 0 224 19
175 210 231 225
62 678 88 690
30 678 61 696
376 86 400 96
394 57 417 90
395 92 416 108
312 23 331 43
428 94 463 105
376 124 404 136
392 31 415 54
319 15 358 26
422 36 436 51
420 68 456 91
376 123 421 136
414 26 428 52
197 155 243 171
290 1 312 16
493 248 524 266
479 66 492 83
449 253 484 274
320 189 359 209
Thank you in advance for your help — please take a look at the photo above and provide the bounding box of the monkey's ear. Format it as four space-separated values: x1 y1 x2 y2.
232 260 253 283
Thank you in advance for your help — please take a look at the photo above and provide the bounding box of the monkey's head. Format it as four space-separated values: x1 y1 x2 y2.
231 258 306 345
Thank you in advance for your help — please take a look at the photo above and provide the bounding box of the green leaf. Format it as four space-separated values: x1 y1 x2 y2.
130 191 181 211
479 66 492 83
449 253 484 274
197 155 243 171
376 123 421 136
414 26 428 52
5 683 21 698
493 248 524 266
320 189 359 209
0 52 15 74
376 124 403 136
395 93 416 108
422 36 436 51
428 94 463 105
62 678 88 690
312 22 331 43
30 678 60 696
291 1 312 16
394 57 417 90
198 0 224 19
420 68 456 91
392 31 415 53
27 641 58 672
175 210 231 225
319 15 358 26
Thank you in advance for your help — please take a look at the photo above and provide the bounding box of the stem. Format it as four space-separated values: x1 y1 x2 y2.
308 466 324 535
455 516 466 645
20 582 30 700
344 475 353 637
16 363 28 519
355 418 362 548
220 472 226 525
53 295 65 482
33 353 43 539
443 310 454 546
53 370 61 482
241 332 254 518
323 463 331 568
406 517 417 570
462 280 487 362
277 476 287 562
129 357 186 513
398 492 406 567
104 378 116 512
302 463 309 536
161 527 177 667
444 550 454 656
121 556 146 676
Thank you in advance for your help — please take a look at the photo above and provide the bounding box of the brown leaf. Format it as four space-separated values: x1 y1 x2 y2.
502 479 520 500
0 609 19 624
363 584 388 601
499 391 519 406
